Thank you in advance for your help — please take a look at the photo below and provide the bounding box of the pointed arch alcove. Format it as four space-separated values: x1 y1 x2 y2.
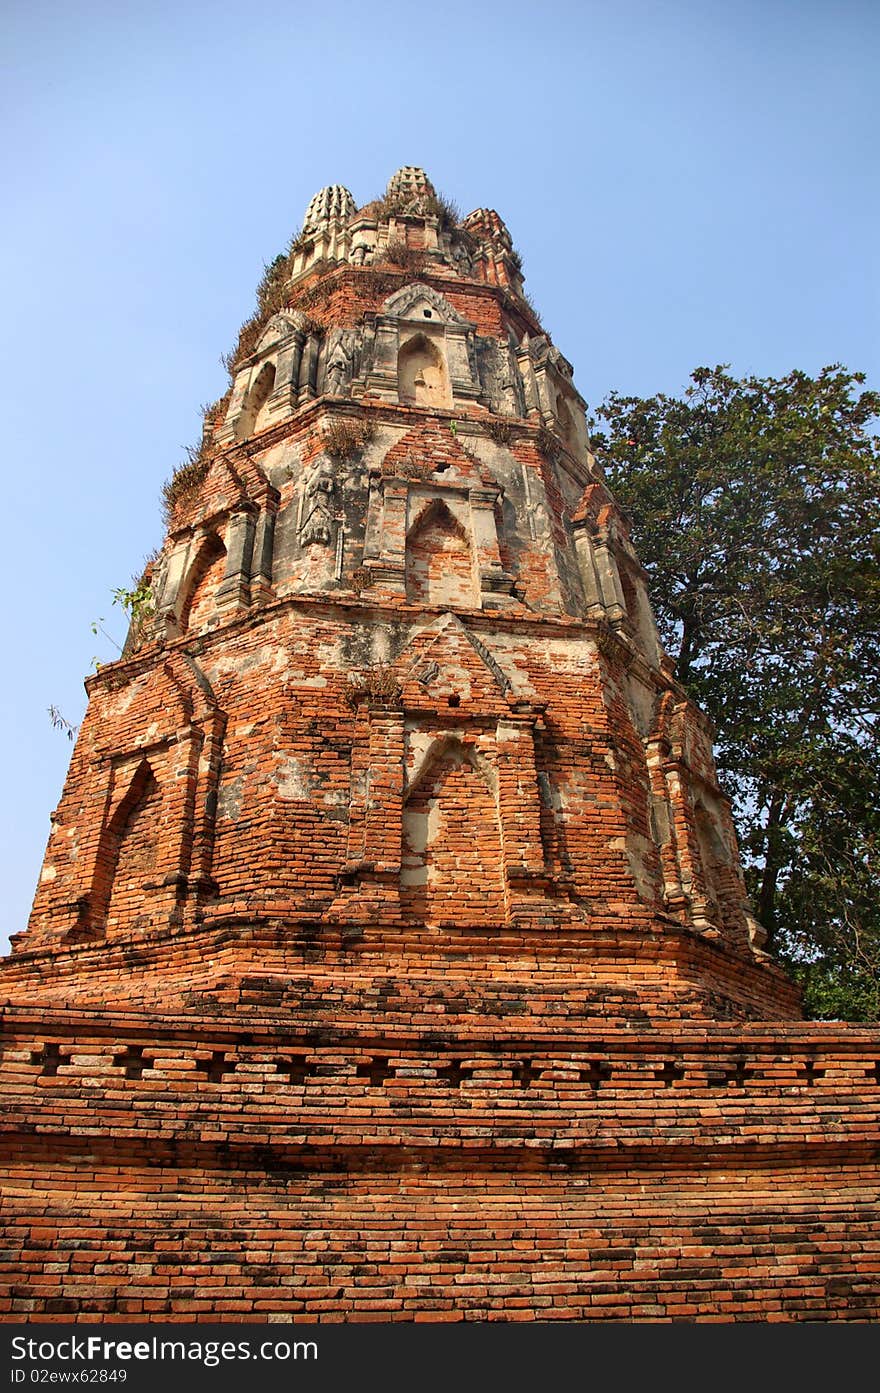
405 499 476 608
41 652 230 949
397 332 451 408
179 532 227 634
353 281 481 406
89 757 162 936
401 738 507 924
236 360 276 439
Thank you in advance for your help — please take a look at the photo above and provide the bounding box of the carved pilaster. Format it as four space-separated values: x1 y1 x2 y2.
184 707 227 915
216 370 250 445
445 324 483 403
216 503 257 611
297 333 320 403
250 496 278 605
156 532 194 638
515 342 541 418
571 523 612 620
268 329 305 414
593 534 629 625
468 486 516 607
496 712 546 878
645 738 689 919
363 480 407 590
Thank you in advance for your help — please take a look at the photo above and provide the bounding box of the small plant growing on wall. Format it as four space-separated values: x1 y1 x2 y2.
299 312 327 339
323 417 375 461
487 418 515 446
161 443 212 524
359 268 397 300
256 255 291 318
383 239 425 273
200 394 231 435
536 425 558 459
287 231 313 259
431 192 460 233
342 665 402 710
114 563 157 656
48 706 78 741
373 188 460 234
519 288 542 324
112 574 155 627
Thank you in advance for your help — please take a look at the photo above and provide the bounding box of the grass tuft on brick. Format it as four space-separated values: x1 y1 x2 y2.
343 665 402 709
383 239 426 274
161 445 211 525
323 417 375 461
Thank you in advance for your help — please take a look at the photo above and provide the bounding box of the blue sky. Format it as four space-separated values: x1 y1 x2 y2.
1 0 877 952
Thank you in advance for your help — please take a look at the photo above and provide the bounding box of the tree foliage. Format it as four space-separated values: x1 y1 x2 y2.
591 366 880 1020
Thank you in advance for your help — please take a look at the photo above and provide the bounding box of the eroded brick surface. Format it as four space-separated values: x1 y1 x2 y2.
3 168 877 1322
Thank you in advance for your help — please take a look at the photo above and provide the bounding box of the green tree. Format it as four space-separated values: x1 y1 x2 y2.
591 365 880 1020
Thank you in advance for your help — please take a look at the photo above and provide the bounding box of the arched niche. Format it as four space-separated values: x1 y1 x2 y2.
695 803 728 870
91 758 161 936
179 532 227 634
397 333 451 408
694 799 733 917
236 360 276 439
405 499 476 608
618 561 660 659
401 738 506 924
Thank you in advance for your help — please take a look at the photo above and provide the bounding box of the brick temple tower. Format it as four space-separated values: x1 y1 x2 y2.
2 168 878 1321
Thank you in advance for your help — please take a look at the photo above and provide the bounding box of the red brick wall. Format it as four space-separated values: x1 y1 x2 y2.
184 538 227 632
3 1159 877 1321
5 188 877 1324
401 743 507 924
404 504 476 607
292 267 511 340
101 764 161 935
1 1013 877 1320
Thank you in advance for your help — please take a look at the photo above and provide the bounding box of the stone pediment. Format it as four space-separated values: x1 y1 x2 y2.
394 613 518 714
255 311 301 354
88 651 220 759
380 422 498 492
380 282 471 327
169 449 272 535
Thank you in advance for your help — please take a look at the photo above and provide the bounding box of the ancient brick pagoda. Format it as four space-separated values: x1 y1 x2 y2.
2 167 878 1321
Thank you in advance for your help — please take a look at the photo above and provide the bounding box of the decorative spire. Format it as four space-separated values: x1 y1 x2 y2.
384 166 437 215
462 208 522 291
301 184 356 235
462 208 514 251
